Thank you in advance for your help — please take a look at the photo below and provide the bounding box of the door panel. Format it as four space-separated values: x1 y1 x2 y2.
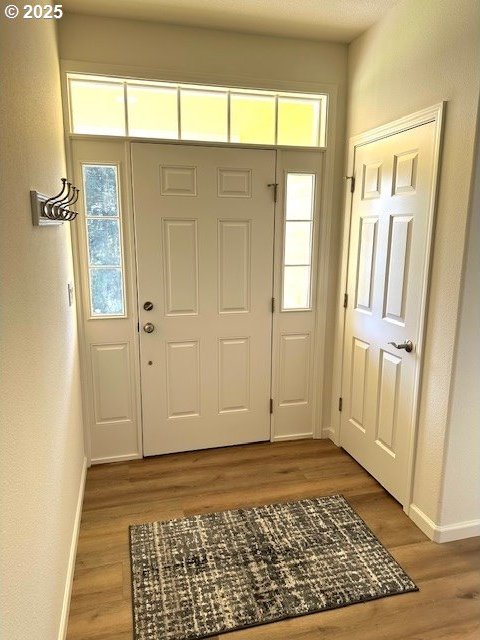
218 220 251 313
218 337 250 412
279 333 311 406
166 340 200 418
341 122 436 504
132 144 275 455
163 219 199 315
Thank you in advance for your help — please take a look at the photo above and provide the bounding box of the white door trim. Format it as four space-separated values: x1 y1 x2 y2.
331 103 445 507
61 63 339 458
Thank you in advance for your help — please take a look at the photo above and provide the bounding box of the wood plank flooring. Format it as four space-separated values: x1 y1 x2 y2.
66 439 480 640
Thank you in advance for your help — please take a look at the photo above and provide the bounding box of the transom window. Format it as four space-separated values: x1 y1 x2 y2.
68 74 327 147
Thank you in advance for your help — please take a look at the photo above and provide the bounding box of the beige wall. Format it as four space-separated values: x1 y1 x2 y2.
58 13 348 434
441 114 480 526
58 13 347 87
0 18 85 640
347 0 480 525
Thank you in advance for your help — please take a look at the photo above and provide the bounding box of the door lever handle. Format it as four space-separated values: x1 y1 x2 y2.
388 340 414 353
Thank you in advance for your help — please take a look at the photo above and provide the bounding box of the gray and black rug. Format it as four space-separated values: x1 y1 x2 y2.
129 494 417 640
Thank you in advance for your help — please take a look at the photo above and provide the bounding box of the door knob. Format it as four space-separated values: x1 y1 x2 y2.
143 322 155 334
143 301 154 311
388 340 413 353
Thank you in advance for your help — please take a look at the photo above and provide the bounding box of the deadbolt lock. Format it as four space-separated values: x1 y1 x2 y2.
143 301 154 311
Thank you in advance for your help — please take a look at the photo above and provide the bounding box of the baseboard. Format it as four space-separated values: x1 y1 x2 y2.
91 452 142 465
408 503 480 543
321 426 334 440
58 455 87 640
272 432 313 442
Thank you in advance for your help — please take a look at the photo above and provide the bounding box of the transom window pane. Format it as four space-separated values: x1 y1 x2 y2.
277 97 320 147
230 93 275 144
180 89 228 142
67 74 328 147
127 85 178 139
70 80 126 136
282 173 316 311
82 165 125 317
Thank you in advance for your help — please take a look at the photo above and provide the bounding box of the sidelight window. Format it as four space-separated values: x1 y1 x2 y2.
282 173 316 311
82 164 126 317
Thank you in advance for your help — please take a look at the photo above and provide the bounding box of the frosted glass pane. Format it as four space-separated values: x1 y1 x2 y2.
283 266 311 310
90 268 124 316
286 173 315 220
230 93 275 144
277 97 320 146
285 222 312 265
127 85 178 138
180 89 227 142
70 80 125 136
87 219 121 266
83 165 118 216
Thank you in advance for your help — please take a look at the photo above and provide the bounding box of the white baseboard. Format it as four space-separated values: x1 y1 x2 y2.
321 426 334 440
91 452 142 465
272 432 313 442
58 456 87 640
408 503 480 543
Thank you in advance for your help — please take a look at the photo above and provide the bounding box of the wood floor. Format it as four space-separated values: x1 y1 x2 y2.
67 439 480 640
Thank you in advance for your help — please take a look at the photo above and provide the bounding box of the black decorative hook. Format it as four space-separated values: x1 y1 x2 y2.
41 178 80 222
43 178 68 219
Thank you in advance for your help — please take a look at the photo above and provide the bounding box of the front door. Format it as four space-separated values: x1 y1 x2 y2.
132 144 276 455
340 122 436 504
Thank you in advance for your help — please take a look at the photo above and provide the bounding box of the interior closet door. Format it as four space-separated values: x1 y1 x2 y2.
341 122 436 504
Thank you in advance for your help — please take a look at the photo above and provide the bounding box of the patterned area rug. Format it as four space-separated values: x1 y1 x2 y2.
129 495 417 640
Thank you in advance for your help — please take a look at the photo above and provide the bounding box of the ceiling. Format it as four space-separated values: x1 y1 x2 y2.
61 0 400 43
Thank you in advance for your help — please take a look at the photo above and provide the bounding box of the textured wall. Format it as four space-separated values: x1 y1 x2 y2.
0 17 85 640
58 12 347 85
441 118 480 526
58 13 348 434
347 0 480 524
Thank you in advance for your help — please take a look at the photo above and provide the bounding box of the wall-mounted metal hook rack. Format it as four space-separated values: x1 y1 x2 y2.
31 178 81 226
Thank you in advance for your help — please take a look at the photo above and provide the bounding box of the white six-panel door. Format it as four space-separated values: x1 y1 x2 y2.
132 144 276 455
341 122 436 505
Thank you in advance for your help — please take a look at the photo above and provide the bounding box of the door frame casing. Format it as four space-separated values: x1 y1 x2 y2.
331 103 445 510
67 138 327 463
61 63 340 464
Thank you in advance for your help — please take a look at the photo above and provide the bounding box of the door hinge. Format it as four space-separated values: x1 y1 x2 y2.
271 297 276 313
343 293 348 308
268 182 279 203
338 397 343 412
270 398 274 414
344 175 355 193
